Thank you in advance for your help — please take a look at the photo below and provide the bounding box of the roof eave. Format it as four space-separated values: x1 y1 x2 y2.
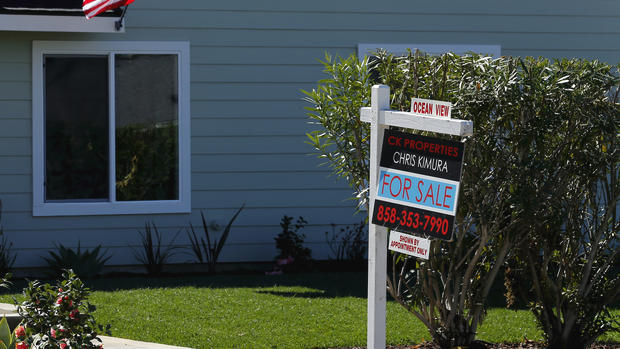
0 13 124 33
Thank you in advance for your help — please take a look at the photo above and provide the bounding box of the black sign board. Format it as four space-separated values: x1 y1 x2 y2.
371 129 465 240
380 129 464 181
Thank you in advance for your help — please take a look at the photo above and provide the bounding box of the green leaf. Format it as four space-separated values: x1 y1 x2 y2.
0 317 13 349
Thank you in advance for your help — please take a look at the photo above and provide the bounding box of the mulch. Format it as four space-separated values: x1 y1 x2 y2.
327 340 620 349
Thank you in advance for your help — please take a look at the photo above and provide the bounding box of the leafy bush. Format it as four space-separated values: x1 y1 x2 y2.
133 222 178 276
187 204 245 273
0 201 15 275
304 51 620 348
502 60 620 349
274 216 312 272
304 54 372 211
16 270 109 349
324 221 367 262
43 243 110 279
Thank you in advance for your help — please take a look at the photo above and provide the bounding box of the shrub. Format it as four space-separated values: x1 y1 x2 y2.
274 216 312 272
503 60 620 349
187 204 245 273
304 51 620 348
43 243 110 279
16 270 109 349
324 221 367 263
0 201 16 275
133 222 178 276
304 54 372 211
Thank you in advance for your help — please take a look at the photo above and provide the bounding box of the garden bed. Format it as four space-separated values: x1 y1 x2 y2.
332 341 620 349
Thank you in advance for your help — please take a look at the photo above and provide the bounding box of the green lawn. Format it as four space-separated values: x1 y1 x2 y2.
1 272 617 349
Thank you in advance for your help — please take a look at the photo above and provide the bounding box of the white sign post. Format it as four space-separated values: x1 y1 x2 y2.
361 85 473 349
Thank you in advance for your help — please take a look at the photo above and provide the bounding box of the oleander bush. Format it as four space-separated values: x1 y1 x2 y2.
304 51 619 349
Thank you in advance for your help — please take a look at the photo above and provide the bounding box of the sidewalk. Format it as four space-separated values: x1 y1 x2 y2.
0 303 190 349
99 336 191 349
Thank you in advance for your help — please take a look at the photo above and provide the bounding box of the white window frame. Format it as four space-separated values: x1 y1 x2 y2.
32 41 191 216
358 43 501 58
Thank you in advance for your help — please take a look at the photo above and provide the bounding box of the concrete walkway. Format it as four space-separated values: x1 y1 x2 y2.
0 303 190 349
99 336 191 349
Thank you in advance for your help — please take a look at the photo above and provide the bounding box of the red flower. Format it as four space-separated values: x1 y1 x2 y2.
15 342 28 349
51 328 57 338
69 309 79 319
14 325 26 338
56 297 63 305
59 342 67 349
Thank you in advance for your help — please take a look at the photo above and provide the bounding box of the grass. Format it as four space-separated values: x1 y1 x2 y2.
0 272 617 348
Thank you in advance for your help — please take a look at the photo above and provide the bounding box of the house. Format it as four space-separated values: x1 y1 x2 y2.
0 0 618 269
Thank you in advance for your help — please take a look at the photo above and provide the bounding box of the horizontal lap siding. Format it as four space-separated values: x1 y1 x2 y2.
0 0 618 267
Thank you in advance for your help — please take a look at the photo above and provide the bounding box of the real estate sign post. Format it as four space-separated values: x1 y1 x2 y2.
360 85 473 349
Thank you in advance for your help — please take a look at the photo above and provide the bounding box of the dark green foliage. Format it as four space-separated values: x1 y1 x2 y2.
43 243 110 279
133 222 178 276
324 221 367 262
499 59 620 349
305 50 619 348
187 204 245 273
0 201 15 276
303 54 372 211
16 270 110 348
274 216 312 271
115 122 178 201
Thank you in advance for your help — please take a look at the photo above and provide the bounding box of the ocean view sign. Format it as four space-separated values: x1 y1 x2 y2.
410 97 452 118
371 129 464 240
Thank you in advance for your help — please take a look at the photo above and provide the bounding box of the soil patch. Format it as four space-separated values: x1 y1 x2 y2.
327 340 620 349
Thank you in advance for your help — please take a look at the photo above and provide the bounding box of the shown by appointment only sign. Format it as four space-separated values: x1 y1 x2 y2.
371 129 464 240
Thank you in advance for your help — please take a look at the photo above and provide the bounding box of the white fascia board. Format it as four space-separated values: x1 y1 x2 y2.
0 14 123 33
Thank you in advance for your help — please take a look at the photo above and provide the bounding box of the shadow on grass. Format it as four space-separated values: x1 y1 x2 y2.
3 269 520 307
84 271 370 299
255 290 331 298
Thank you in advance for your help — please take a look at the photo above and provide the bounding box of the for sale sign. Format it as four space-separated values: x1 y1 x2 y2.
371 129 464 240
388 231 430 260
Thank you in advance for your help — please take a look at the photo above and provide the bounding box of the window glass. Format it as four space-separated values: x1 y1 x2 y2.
44 55 109 201
115 54 179 201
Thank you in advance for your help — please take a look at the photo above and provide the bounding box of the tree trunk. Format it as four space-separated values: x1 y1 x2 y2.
433 314 476 349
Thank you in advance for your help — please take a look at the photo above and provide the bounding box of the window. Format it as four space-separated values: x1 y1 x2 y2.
33 41 190 216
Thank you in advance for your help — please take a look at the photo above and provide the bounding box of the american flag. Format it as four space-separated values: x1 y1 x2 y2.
83 0 135 19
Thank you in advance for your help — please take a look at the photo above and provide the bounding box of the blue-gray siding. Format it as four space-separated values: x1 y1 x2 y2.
0 0 619 267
